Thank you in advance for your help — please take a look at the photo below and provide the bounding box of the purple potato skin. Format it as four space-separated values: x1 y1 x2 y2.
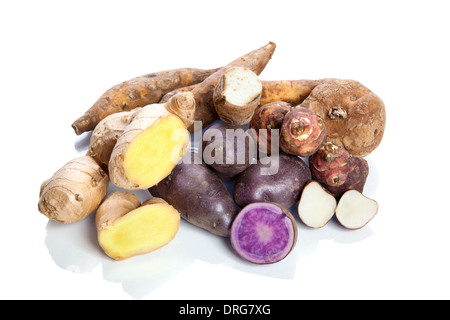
202 122 256 179
233 152 312 209
230 202 298 264
309 143 369 199
149 154 238 237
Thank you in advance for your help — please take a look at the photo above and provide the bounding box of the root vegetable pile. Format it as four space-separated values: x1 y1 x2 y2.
38 41 384 264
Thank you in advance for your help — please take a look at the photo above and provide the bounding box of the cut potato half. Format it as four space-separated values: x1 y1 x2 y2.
335 190 378 230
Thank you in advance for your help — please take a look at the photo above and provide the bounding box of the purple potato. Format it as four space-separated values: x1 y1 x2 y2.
202 122 256 179
233 152 311 209
149 152 238 237
230 202 298 264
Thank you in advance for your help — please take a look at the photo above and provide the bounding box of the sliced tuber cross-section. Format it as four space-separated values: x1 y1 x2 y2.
335 190 378 230
230 202 297 264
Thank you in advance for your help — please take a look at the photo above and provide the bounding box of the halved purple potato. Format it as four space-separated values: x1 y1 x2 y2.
230 202 298 264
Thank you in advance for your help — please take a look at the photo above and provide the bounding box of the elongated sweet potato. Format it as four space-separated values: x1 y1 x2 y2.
259 79 324 106
149 153 238 237
188 42 276 131
72 67 218 135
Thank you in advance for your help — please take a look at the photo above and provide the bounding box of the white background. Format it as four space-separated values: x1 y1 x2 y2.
1 0 449 300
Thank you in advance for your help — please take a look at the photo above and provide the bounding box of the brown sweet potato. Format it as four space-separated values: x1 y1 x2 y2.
259 79 324 106
179 42 276 131
72 67 218 135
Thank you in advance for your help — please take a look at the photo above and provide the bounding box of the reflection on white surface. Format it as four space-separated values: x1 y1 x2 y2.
44 124 379 299
44 199 376 299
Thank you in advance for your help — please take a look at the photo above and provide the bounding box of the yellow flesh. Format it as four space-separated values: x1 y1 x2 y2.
123 115 189 188
98 203 180 260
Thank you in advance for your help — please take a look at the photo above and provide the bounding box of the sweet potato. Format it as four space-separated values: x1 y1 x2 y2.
233 152 311 209
72 67 218 135
149 153 238 237
165 42 276 132
259 79 324 106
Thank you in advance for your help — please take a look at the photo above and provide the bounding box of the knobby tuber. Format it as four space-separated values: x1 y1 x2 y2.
280 106 327 157
309 142 369 199
249 101 292 155
108 92 195 190
302 78 386 157
38 156 109 224
88 92 195 169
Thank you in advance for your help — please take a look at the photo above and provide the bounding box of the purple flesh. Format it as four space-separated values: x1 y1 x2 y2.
230 202 297 264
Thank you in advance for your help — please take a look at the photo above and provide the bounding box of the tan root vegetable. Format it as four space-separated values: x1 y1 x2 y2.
108 92 194 190
87 108 140 169
96 192 180 260
88 92 195 169
38 156 109 224
72 67 218 135
213 67 262 126
302 79 386 157
259 79 324 107
188 42 276 131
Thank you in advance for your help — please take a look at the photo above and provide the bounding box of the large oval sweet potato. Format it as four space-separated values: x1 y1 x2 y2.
149 153 238 237
233 152 311 209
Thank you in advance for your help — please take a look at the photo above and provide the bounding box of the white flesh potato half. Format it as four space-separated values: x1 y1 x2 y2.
335 190 378 229
298 181 337 228
222 67 262 106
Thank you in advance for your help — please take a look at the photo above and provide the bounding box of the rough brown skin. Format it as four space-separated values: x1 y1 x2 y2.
309 142 369 199
249 101 292 155
213 67 262 126
280 106 327 157
95 192 141 230
72 67 218 135
88 92 196 170
259 79 324 106
188 42 276 131
38 156 109 224
302 79 386 157
149 152 238 237
161 78 323 109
